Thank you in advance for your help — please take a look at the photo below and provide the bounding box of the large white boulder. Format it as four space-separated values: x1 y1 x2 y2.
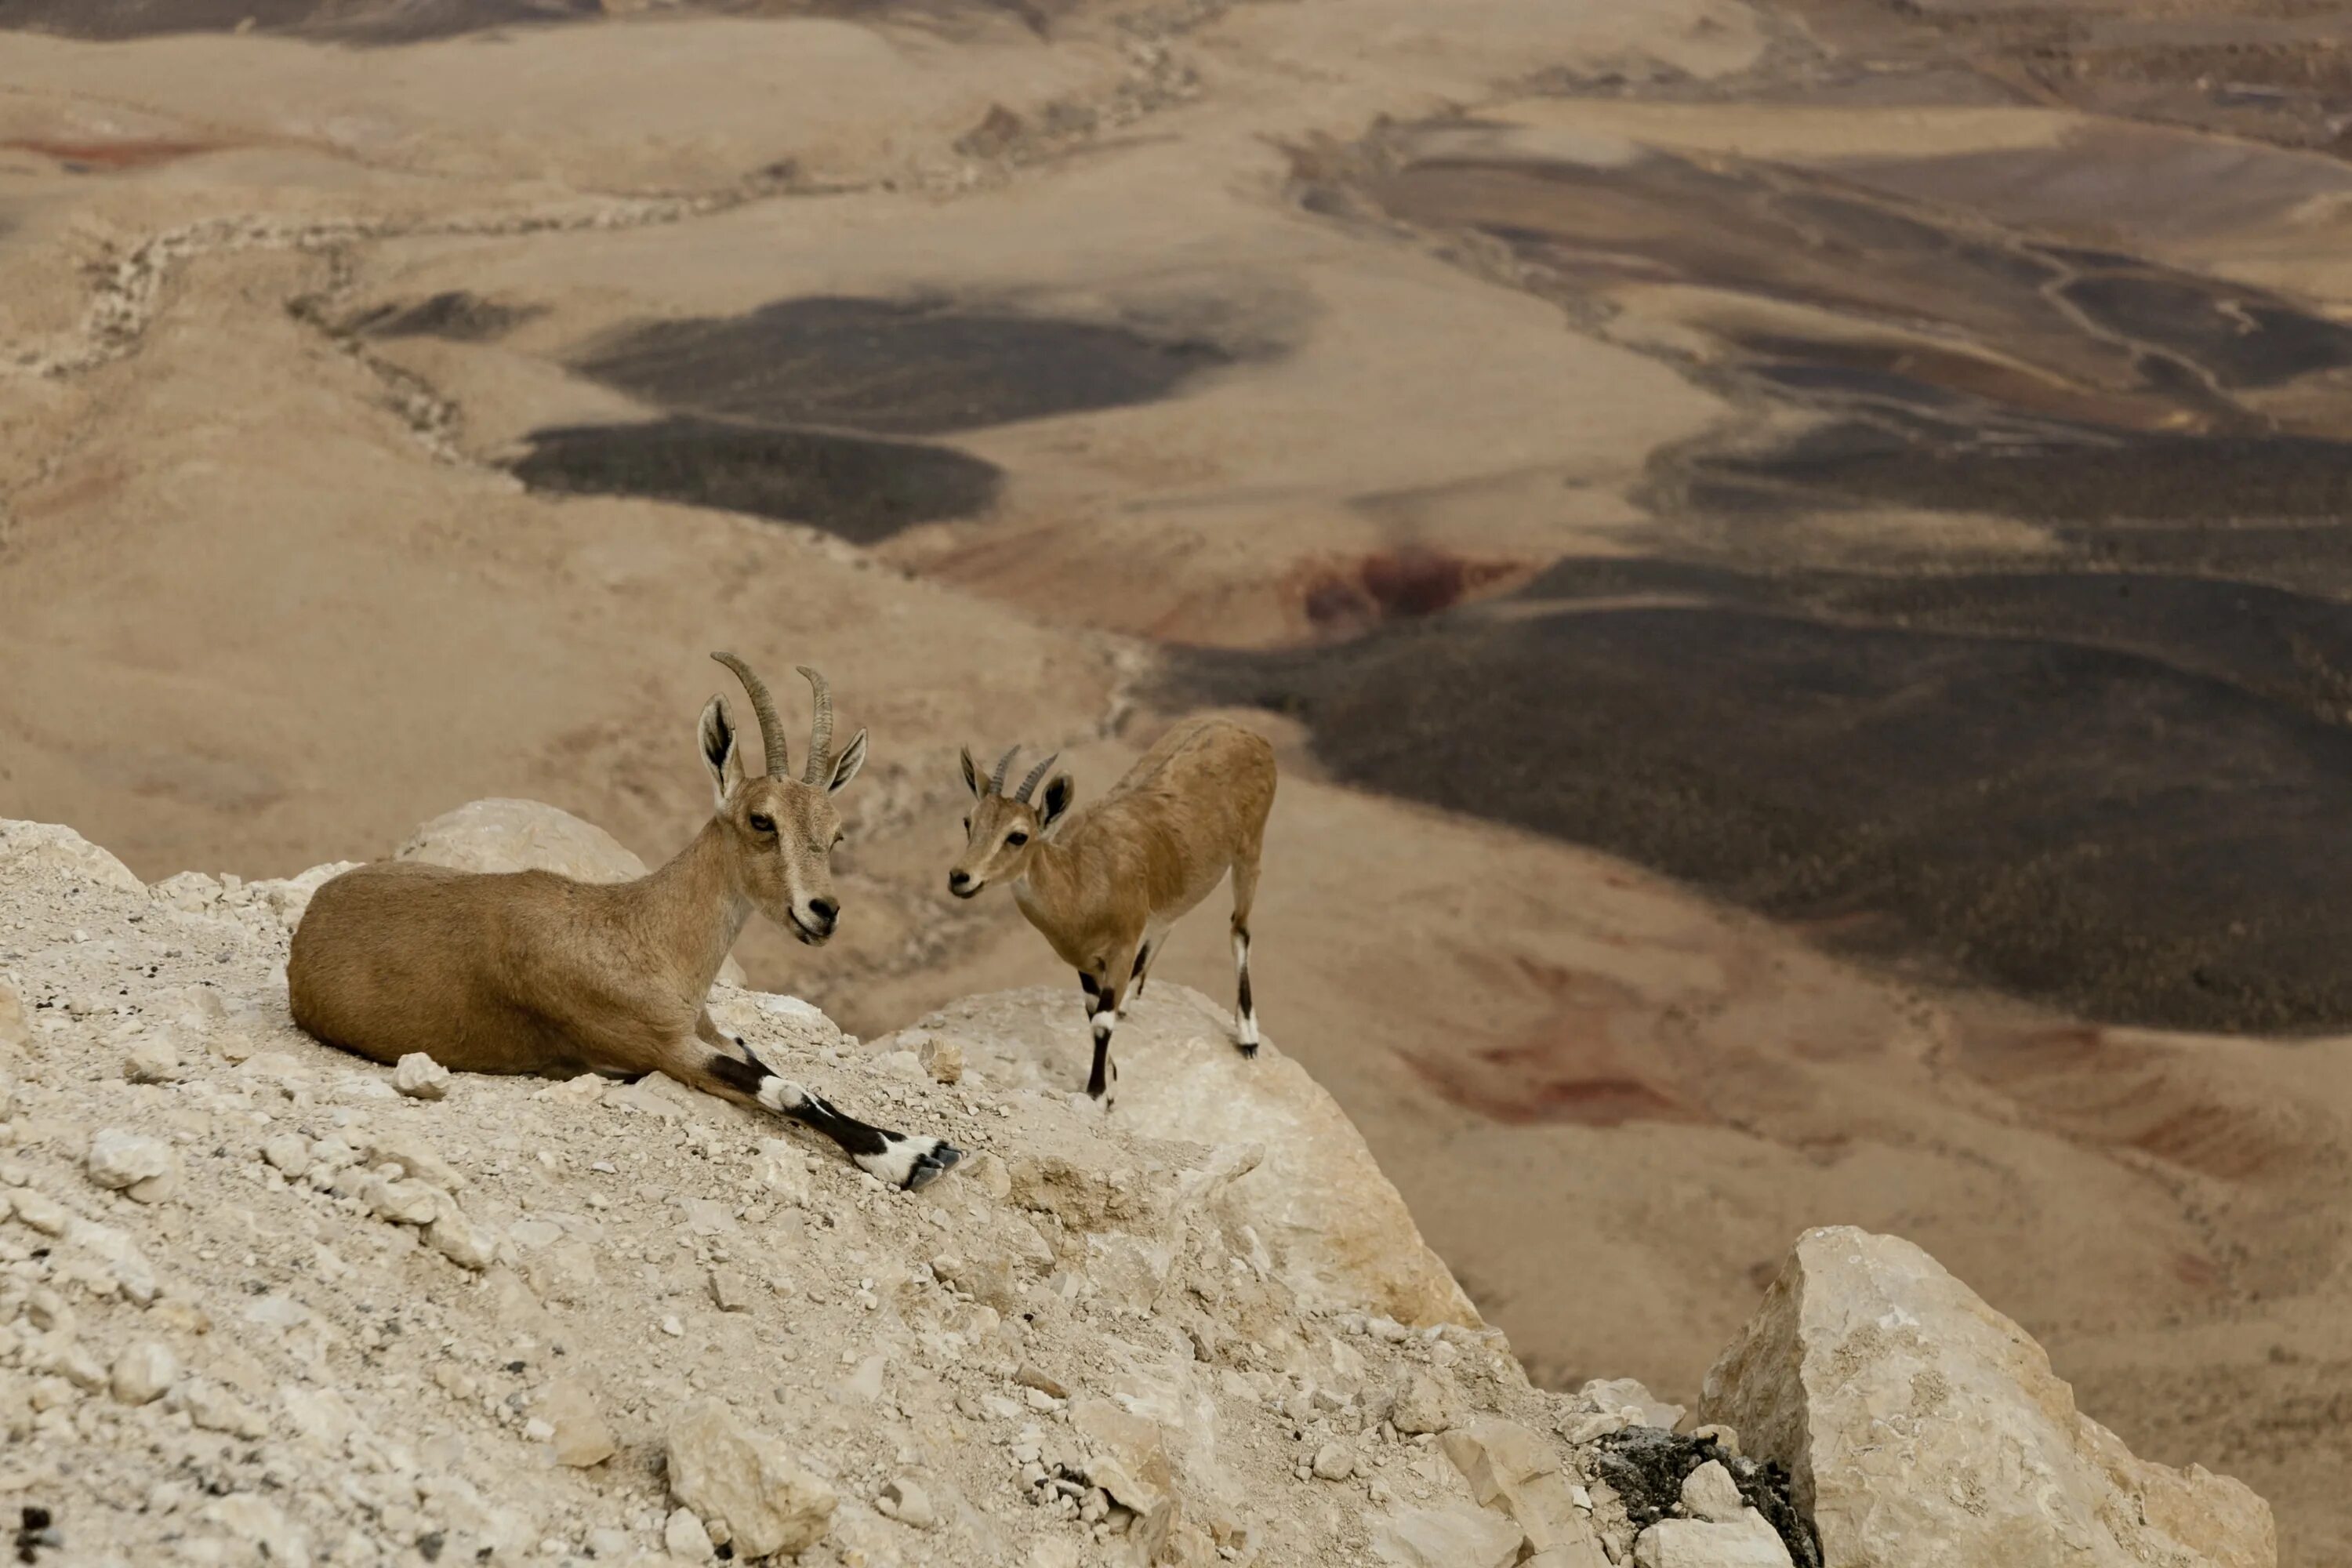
898 983 1479 1330
1701 1226 2274 1568
0 818 144 895
396 798 746 986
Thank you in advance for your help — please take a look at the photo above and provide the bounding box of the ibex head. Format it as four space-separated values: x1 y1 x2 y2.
702 652 869 944
947 743 1073 899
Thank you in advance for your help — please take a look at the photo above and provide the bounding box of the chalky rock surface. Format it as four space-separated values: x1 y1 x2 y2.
0 815 2271 1567
0 815 1628 1566
1702 1227 2276 1568
907 985 1482 1330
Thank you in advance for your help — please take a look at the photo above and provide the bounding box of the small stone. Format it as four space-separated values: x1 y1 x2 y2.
0 982 27 1054
919 1036 964 1085
665 1401 837 1558
125 1174 174 1204
586 1527 629 1559
877 1477 937 1530
26 1292 72 1339
1013 1364 1069 1401
1312 1442 1355 1481
361 1130 466 1190
1443 1417 1598 1556
540 1377 618 1467
261 1134 310 1178
1692 1423 1740 1456
1632 1515 1793 1568
709 1266 753 1313
125 1037 183 1083
187 1380 268 1439
1373 1504 1523 1568
1083 1456 1163 1518
111 1339 178 1404
663 1507 713 1561
1388 1369 1461 1436
1680 1461 1746 1525
426 1210 497 1271
13 1189 66 1235
394 1052 452 1099
54 1341 109 1392
753 1138 811 1207
372 1178 444 1226
964 1151 1011 1200
1579 1377 1686 1432
86 1128 174 1191
661 1316 685 1338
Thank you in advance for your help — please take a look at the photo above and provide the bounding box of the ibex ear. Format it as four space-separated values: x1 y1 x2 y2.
959 746 983 798
699 696 736 808
828 728 869 794
1038 772 1076 832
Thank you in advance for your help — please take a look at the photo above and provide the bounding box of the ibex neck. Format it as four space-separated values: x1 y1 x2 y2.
1014 837 1082 915
636 818 751 996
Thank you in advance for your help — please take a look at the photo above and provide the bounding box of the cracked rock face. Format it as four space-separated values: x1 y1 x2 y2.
1703 1227 2276 1568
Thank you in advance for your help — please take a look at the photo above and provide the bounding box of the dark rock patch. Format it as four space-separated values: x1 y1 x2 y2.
1166 569 2352 1033
0 0 600 43
510 416 1002 543
567 294 1258 437
1592 1427 1821 1568
347 292 542 343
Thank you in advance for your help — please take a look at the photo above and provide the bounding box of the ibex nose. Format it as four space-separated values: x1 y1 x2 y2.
805 897 840 931
948 869 972 891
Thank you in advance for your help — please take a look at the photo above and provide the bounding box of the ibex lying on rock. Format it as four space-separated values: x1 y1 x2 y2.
289 653 962 1189
948 717 1276 1105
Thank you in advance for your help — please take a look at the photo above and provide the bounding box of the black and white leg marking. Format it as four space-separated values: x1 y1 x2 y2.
1232 926 1258 1058
709 1050 962 1190
1083 977 1121 1108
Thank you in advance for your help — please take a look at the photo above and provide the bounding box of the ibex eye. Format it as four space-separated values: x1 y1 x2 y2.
1005 831 1029 848
747 813 775 834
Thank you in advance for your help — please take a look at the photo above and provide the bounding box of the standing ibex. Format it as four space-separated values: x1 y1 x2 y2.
947 717 1276 1105
289 653 962 1189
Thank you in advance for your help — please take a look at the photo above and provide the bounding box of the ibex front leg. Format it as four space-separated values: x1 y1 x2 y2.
672 1022 963 1191
1081 935 1142 1107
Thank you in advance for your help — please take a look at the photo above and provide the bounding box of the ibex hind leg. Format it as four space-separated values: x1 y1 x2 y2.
673 1036 963 1191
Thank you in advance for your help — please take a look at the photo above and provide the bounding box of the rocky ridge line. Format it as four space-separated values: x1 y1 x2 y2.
0 806 2275 1568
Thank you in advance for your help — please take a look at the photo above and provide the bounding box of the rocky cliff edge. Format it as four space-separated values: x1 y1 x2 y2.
0 808 2274 1568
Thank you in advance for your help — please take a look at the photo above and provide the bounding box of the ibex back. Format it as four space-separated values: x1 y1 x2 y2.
948 716 1276 1105
289 652 961 1189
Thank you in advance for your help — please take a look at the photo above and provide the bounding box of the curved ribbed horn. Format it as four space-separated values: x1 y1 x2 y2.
710 652 786 778
796 666 834 785
989 746 1020 796
1014 752 1060 804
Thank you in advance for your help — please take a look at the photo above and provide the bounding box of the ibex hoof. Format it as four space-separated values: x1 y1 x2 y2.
858 1134 964 1192
903 1142 964 1192
1236 1041 1260 1060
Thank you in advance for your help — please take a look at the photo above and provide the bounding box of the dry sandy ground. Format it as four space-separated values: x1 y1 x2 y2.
8 0 2352 1560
